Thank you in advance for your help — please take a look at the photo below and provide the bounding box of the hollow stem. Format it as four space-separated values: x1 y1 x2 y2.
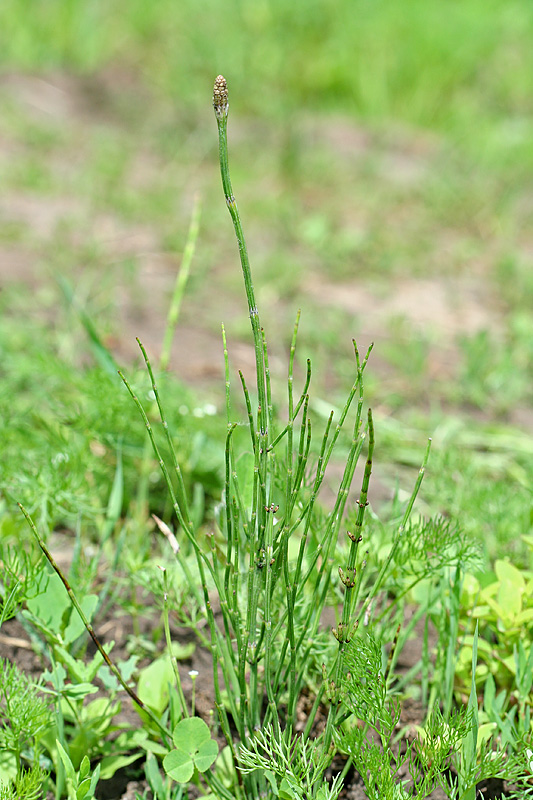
214 75 275 742
323 408 374 751
213 75 268 440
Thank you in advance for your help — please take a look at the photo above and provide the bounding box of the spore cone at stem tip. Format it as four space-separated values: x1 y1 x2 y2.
213 74 229 120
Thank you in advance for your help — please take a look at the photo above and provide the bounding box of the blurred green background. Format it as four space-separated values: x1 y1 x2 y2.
1 0 532 561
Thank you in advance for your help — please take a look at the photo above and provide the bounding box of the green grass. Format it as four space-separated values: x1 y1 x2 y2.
2 0 533 150
0 285 224 540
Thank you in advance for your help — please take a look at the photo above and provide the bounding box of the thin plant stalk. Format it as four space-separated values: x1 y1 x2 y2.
18 503 172 744
135 196 200 515
222 324 231 425
137 339 192 530
213 85 272 684
160 194 202 371
355 437 432 630
213 75 268 437
323 408 374 751
119 361 241 748
160 567 189 719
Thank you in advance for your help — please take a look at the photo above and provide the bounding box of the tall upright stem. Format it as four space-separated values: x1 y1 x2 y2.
214 75 272 743
213 75 268 440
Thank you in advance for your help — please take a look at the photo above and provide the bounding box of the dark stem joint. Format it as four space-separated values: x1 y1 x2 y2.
264 503 279 513
356 499 369 507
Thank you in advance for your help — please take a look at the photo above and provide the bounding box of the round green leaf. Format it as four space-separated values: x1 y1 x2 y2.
194 738 219 773
166 717 218 778
171 716 211 750
163 749 194 784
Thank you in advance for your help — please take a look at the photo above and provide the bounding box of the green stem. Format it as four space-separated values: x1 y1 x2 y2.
222 324 231 425
161 569 189 718
355 437 432 630
213 74 268 439
215 77 276 743
137 339 192 530
239 369 257 452
263 502 281 739
133 195 200 516
160 194 201 371
323 408 375 751
119 369 195 549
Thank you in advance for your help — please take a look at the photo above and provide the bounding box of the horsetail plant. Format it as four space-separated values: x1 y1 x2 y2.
126 73 382 796
18 75 454 799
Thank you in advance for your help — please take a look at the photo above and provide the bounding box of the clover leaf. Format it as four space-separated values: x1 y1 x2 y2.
163 717 218 783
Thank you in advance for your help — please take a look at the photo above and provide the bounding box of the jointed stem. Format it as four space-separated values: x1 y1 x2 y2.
213 76 268 441
355 437 432 631
214 75 276 740
323 407 375 750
